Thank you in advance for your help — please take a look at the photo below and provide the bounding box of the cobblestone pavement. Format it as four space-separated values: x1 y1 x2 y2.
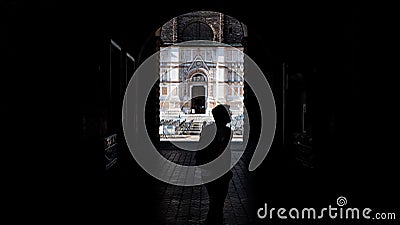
153 143 256 225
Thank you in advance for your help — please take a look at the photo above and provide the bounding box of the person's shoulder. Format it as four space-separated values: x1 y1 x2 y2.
203 122 216 131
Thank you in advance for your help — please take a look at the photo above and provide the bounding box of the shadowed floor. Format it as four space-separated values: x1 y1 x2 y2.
152 143 256 225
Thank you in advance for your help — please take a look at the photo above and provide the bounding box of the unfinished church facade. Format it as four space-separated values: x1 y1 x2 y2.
156 11 247 136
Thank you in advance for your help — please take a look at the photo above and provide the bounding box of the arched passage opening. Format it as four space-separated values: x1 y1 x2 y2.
157 11 247 142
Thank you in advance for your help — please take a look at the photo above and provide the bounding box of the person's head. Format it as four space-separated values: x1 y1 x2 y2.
212 104 231 126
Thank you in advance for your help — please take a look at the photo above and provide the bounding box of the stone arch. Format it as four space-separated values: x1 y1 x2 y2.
187 68 209 80
158 11 246 46
190 73 207 82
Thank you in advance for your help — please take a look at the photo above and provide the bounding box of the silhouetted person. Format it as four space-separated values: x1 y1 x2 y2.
196 104 233 225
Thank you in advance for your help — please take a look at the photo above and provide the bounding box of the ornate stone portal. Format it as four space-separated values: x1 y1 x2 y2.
157 11 247 139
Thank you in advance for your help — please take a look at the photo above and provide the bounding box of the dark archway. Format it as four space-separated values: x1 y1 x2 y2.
191 86 206 114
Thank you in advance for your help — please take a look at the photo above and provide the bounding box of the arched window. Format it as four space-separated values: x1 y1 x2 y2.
182 22 213 41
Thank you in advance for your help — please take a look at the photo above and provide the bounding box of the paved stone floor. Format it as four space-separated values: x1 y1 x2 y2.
153 143 256 225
